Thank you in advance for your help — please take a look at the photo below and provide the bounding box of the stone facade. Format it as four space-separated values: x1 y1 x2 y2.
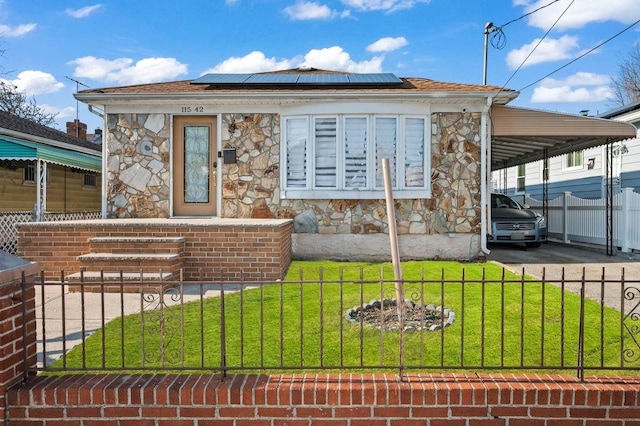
105 113 171 218
105 111 482 237
220 112 482 236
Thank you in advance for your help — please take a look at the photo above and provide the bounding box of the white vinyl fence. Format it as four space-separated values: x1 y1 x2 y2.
522 187 640 253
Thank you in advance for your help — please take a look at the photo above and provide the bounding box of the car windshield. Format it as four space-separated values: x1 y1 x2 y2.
492 194 522 209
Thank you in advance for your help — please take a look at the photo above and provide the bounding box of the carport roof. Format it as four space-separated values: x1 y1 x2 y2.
490 105 637 171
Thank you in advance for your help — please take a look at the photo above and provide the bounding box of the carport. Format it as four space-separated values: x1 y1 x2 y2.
489 105 637 254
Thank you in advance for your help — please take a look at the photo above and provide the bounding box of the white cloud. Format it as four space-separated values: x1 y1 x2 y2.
341 0 430 12
203 46 384 74
506 35 579 69
517 0 640 31
40 104 76 119
2 71 64 96
530 72 615 103
203 51 297 74
69 56 188 85
366 36 408 53
301 46 383 72
284 2 335 20
0 23 36 37
66 4 102 18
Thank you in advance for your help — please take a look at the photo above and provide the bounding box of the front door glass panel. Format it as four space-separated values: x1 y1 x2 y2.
184 125 210 203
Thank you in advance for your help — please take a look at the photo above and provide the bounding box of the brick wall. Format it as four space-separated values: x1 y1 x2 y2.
15 219 293 282
6 373 640 425
0 262 38 423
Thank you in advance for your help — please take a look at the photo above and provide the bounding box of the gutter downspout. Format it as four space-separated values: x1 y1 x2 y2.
88 105 107 219
480 98 492 255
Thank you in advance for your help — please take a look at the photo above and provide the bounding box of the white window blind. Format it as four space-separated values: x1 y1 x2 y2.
344 117 368 189
285 117 308 188
404 118 425 187
374 117 397 188
314 117 337 188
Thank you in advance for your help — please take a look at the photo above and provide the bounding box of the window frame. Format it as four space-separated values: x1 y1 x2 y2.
83 172 98 189
516 164 526 193
564 150 584 170
281 113 431 200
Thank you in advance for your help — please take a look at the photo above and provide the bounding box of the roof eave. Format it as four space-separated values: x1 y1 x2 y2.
75 90 518 106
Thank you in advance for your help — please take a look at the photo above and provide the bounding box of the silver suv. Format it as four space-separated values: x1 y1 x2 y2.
488 193 547 248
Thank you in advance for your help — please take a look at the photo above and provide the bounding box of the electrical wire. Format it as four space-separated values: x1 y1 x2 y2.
489 0 563 51
501 0 562 28
518 18 640 92
497 0 575 94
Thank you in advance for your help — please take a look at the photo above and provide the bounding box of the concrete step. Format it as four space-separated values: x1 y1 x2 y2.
87 236 186 254
66 270 176 293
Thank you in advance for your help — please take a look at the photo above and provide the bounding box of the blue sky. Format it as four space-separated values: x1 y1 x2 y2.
1 0 639 132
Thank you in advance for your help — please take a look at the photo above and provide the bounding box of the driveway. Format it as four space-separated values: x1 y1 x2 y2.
487 242 640 312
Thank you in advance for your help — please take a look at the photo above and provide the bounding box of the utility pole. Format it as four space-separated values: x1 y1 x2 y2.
483 22 498 85
65 76 88 137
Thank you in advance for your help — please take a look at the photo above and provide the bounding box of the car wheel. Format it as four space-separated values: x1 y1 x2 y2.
525 242 542 248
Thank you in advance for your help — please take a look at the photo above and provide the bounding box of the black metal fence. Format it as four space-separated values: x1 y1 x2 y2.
26 266 640 379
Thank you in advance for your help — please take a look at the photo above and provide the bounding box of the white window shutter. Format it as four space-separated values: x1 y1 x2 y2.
375 117 397 188
404 118 425 187
286 118 308 188
314 117 337 188
344 117 368 189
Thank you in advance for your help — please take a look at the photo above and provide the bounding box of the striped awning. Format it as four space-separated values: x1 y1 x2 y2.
0 136 101 172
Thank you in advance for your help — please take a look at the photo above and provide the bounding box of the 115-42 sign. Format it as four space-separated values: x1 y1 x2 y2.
181 106 204 113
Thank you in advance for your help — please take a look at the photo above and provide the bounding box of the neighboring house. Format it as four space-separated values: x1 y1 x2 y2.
73 68 634 261
0 112 102 216
492 102 640 199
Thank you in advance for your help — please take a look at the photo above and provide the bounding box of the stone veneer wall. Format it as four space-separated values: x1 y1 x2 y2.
105 112 481 238
105 113 171 218
221 112 481 236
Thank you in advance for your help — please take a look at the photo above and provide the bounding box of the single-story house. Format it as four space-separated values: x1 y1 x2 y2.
68 68 635 262
0 112 102 216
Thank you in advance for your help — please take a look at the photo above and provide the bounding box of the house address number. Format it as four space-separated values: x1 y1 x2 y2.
181 106 205 113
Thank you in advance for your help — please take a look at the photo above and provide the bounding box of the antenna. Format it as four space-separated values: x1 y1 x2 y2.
65 76 89 137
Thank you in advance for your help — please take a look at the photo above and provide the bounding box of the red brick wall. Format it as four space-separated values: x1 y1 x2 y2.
0 264 38 422
6 373 640 425
15 220 293 282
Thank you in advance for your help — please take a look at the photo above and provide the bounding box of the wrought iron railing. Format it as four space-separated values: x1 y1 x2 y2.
0 210 100 254
25 267 640 379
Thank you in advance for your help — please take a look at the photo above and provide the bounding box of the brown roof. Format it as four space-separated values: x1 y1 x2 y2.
78 68 514 96
0 111 100 152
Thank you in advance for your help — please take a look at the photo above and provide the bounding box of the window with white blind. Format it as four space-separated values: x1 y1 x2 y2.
282 114 430 199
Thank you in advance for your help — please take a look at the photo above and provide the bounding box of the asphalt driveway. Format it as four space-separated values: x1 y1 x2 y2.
487 241 640 312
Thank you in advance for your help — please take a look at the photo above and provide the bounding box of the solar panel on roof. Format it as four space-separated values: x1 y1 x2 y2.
245 74 299 84
191 74 252 84
191 72 403 86
347 73 403 84
297 74 350 84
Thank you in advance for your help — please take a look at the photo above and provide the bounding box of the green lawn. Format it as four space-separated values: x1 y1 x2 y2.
53 260 633 374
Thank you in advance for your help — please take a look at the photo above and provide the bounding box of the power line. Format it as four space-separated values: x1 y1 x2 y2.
500 0 562 28
497 0 575 93
518 18 640 92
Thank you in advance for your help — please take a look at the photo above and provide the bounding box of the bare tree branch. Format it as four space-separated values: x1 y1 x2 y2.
0 82 57 127
611 45 640 106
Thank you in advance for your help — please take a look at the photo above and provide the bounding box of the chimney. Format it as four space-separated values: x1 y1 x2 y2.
66 119 87 139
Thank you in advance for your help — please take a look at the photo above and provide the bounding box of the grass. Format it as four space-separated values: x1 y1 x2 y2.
52 260 633 374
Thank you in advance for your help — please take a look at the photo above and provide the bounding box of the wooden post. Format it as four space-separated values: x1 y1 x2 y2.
381 159 404 321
